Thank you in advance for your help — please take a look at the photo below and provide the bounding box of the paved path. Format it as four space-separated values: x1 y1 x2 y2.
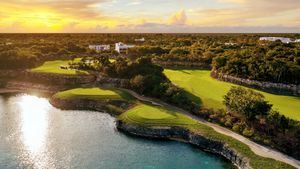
121 88 300 169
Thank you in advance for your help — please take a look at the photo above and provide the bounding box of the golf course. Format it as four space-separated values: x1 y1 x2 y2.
118 103 295 169
164 69 300 121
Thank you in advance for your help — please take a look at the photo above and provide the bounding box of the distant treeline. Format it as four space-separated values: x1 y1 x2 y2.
1 33 300 84
212 42 300 84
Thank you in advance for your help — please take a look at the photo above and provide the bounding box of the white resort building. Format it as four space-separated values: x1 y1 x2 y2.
88 45 110 51
224 42 237 46
115 42 135 53
295 39 300 43
259 37 292 44
135 37 145 42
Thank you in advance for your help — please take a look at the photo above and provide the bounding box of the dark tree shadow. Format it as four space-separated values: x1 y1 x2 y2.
182 90 203 107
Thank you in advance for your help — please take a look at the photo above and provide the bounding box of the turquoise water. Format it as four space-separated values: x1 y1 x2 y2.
0 94 234 169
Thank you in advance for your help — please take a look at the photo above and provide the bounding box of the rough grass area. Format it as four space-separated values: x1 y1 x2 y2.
119 104 295 169
54 87 134 101
164 69 300 121
31 59 88 75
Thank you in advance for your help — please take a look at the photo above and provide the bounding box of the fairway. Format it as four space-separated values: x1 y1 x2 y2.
31 59 88 75
164 69 300 121
54 88 126 100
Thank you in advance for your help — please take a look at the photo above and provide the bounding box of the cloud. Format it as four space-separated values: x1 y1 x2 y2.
0 0 299 33
109 18 300 33
218 0 247 4
192 0 300 27
1 0 110 18
169 10 187 25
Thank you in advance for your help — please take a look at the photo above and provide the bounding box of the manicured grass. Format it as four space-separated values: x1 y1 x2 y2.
119 104 197 126
119 104 295 169
164 69 300 121
54 87 133 101
31 59 88 75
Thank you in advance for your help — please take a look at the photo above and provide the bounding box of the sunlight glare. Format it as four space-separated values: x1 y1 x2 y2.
17 95 51 160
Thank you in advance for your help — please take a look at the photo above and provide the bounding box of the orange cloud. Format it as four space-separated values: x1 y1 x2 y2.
169 10 187 25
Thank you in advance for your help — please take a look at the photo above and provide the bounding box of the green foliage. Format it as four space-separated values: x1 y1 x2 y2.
232 124 242 132
224 87 272 120
212 44 300 84
0 48 38 69
127 46 169 60
242 128 254 137
169 48 190 55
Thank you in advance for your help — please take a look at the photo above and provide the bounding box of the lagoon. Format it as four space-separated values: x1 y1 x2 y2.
0 94 234 169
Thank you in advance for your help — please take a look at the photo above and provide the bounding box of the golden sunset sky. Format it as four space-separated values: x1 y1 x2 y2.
0 0 299 33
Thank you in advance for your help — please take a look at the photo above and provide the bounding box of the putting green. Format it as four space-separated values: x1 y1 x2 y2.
54 88 124 100
31 59 88 75
119 104 196 126
164 69 300 121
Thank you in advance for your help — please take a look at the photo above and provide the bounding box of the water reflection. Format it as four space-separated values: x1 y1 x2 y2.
0 94 233 169
17 95 51 168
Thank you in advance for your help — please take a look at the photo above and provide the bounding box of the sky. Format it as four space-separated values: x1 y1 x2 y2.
0 0 299 33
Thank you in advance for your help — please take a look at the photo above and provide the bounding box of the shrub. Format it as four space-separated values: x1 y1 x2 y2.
225 119 233 128
232 124 241 132
242 128 254 137
224 87 272 120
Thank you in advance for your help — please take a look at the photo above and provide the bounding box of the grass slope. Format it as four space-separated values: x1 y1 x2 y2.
119 104 295 169
31 59 88 75
54 87 133 101
164 69 300 121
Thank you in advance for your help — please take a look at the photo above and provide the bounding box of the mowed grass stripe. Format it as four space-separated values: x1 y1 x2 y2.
164 69 300 121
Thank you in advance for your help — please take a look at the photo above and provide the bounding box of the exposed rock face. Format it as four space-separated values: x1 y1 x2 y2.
2 81 64 94
50 97 131 116
96 74 130 88
116 120 252 169
0 70 25 78
0 70 96 86
211 71 300 96
51 97 106 111
153 60 211 69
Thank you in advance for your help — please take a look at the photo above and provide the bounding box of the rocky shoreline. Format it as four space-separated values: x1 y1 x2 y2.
0 81 65 95
48 95 249 169
24 71 96 85
0 69 97 86
50 96 132 116
96 74 130 88
116 120 251 169
211 70 300 96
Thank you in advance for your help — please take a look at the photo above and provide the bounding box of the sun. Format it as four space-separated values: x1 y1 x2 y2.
25 11 63 30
